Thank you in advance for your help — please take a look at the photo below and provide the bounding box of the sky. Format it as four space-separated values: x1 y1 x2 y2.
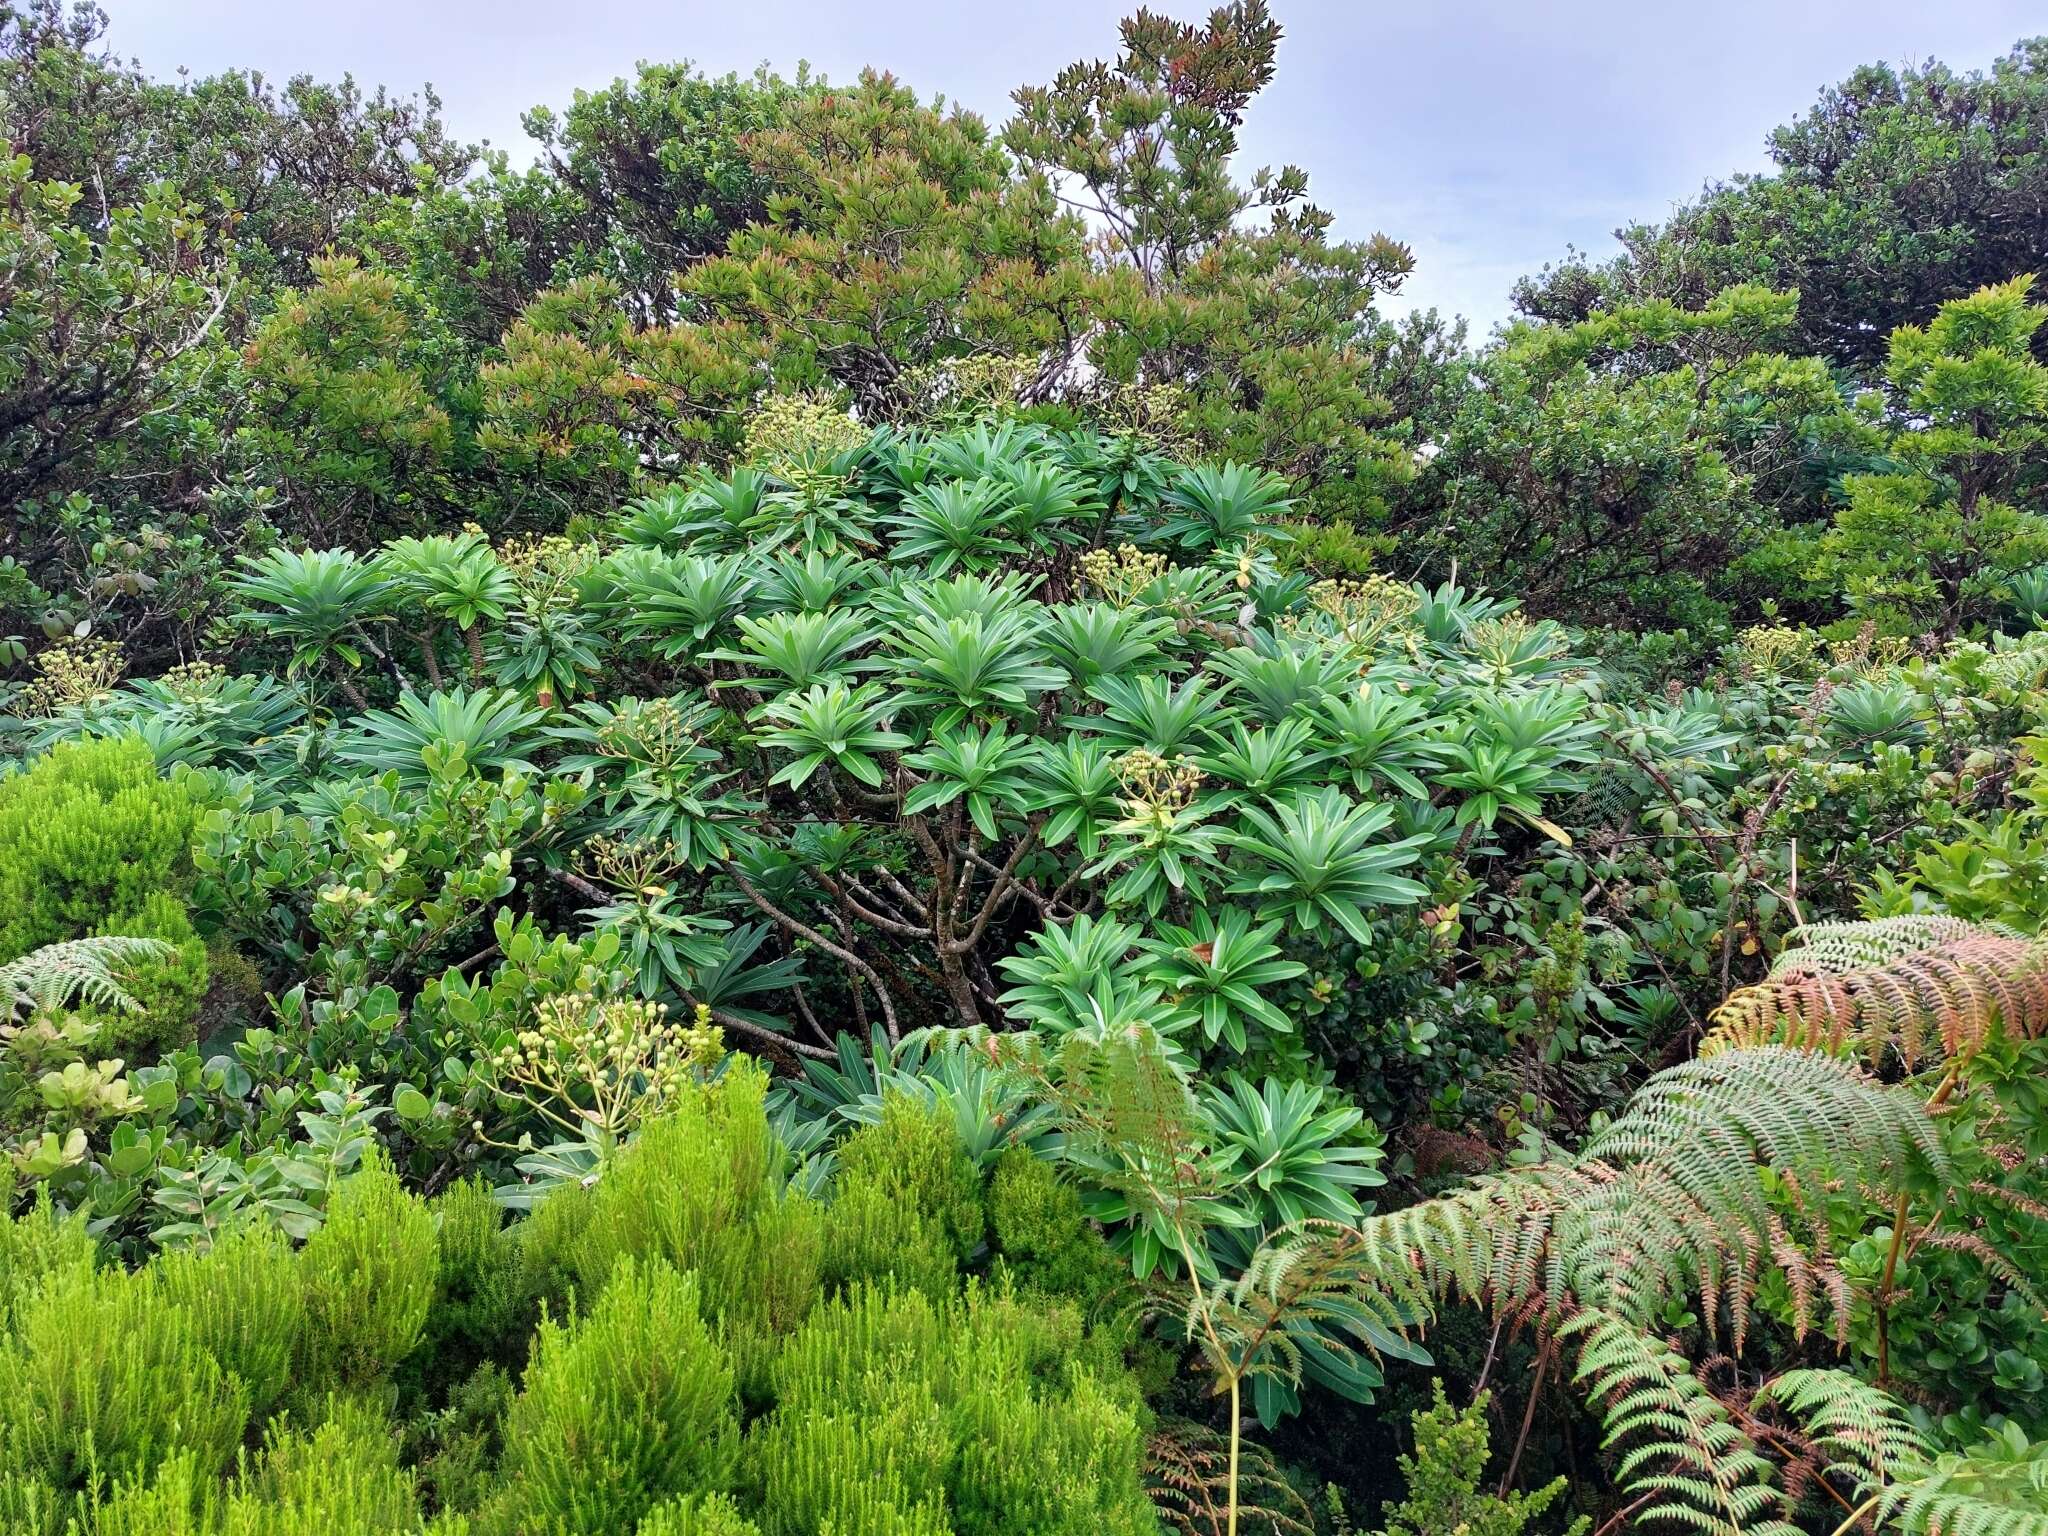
103 0 2042 338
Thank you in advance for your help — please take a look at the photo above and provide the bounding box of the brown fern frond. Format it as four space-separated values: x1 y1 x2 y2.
1146 1419 1314 1536
1707 929 2048 1069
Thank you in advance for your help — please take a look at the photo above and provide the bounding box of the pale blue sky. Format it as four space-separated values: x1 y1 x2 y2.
105 0 2042 335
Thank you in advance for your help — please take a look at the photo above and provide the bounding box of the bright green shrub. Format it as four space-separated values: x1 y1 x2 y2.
637 1494 767 1536
839 1095 985 1259
296 1157 439 1388
73 1451 208 1536
0 738 196 943
0 1471 64 1536
567 1062 823 1398
948 1364 1153 1536
225 1398 423 1535
757 1283 1154 1536
87 889 210 1059
153 1221 304 1420
571 1064 775 1292
513 1176 592 1323
697 1186 825 1408
500 1255 739 1535
820 1178 960 1299
90 1400 425 1536
822 1096 983 1297
1374 1382 1585 1536
986 1147 1126 1303
751 1374 955 1536
0 1257 250 1500
0 738 208 1045
0 1180 96 1324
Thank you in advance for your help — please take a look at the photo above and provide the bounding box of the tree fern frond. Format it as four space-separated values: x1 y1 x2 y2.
1870 1454 2048 1536
1562 1308 1798 1536
1708 929 2048 1069
0 935 176 1020
1752 1368 1932 1493
1331 1050 1936 1347
1765 917 2018 978
1756 1369 2048 1536
1146 1418 1315 1536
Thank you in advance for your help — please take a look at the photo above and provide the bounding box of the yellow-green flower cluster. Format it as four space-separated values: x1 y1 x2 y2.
498 531 600 610
1306 575 1419 642
744 392 868 481
895 353 1035 424
1079 543 1169 607
490 993 720 1142
156 658 229 704
1735 623 1822 679
17 636 126 714
1114 747 1204 816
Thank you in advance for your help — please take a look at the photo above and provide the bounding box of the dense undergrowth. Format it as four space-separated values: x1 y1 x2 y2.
5 2 2048 1533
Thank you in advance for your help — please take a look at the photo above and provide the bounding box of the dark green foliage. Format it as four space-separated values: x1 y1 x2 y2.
1374 1383 1584 1536
499 1255 740 1536
403 1178 524 1397
10 8 2048 1532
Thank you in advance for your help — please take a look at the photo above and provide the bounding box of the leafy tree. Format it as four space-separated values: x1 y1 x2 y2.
1795 277 2048 638
1007 0 1419 521
1403 283 1849 624
0 156 230 510
478 275 762 522
522 61 808 326
238 255 467 542
686 70 1093 417
1 0 471 286
1515 38 2048 370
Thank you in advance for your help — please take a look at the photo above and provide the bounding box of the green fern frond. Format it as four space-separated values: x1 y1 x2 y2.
1757 1370 2048 1536
0 935 175 1020
1764 917 2017 978
1752 1369 1931 1493
1562 1309 1797 1536
1331 1050 1937 1348
1869 1453 2048 1536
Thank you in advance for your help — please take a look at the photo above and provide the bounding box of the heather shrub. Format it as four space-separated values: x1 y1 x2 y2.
986 1147 1127 1305
822 1096 983 1298
570 1062 776 1292
0 1180 95 1323
152 1220 304 1420
755 1283 1154 1536
404 1177 524 1397
0 1256 250 1503
296 1156 439 1389
499 1255 740 1535
89 1399 427 1536
637 1494 767 1536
